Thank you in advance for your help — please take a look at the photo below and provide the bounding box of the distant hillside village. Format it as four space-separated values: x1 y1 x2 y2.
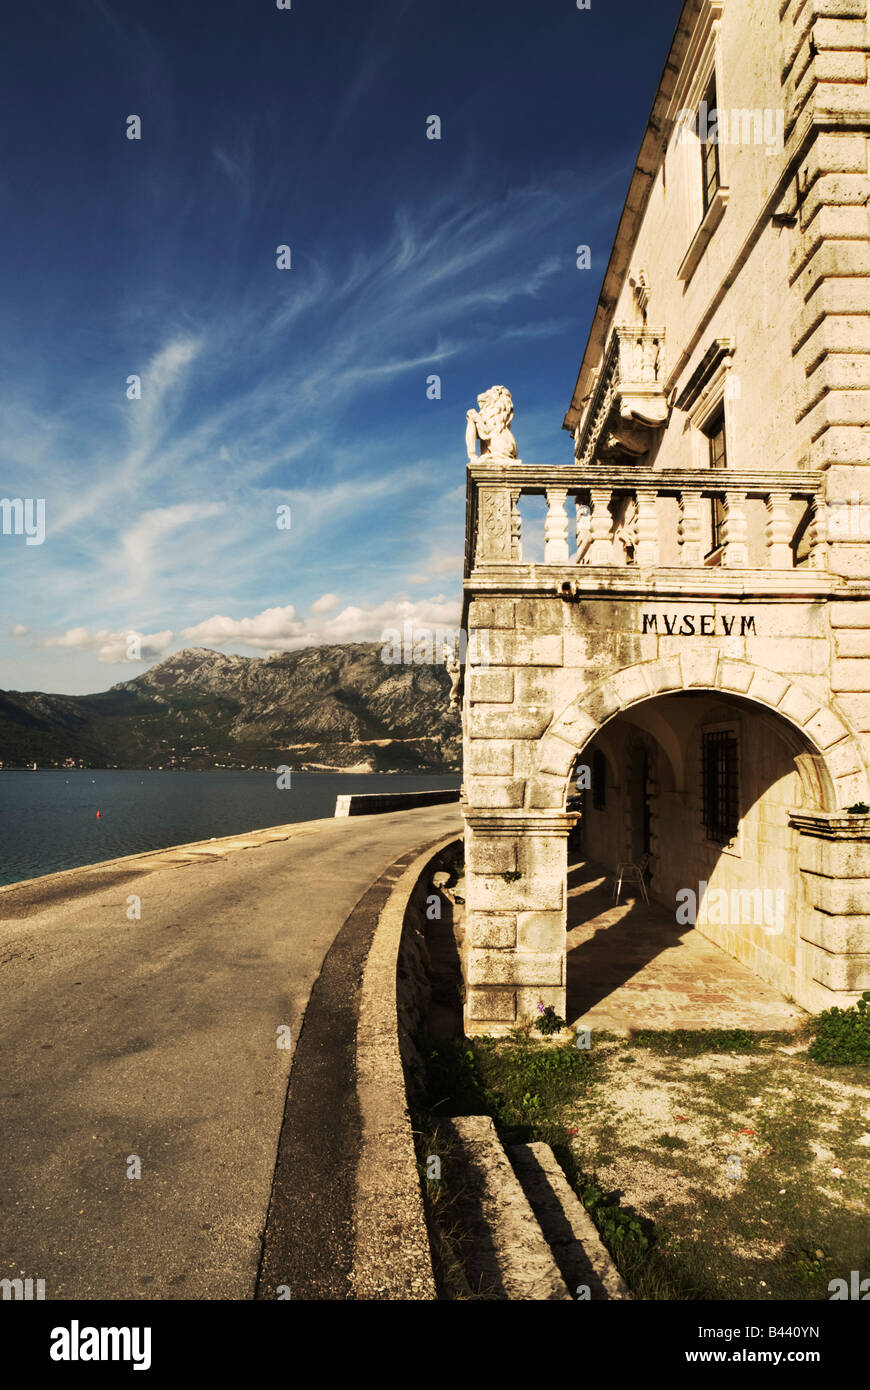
0 643 461 774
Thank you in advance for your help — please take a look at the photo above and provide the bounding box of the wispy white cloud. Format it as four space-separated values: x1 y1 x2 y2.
2 162 607 690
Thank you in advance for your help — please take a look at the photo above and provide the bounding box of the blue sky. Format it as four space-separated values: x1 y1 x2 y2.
0 0 681 694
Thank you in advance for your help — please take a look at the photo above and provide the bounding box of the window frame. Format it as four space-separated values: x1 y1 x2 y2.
700 72 721 215
701 723 741 851
670 2 728 282
703 406 728 556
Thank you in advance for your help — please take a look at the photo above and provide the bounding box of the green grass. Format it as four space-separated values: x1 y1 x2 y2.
423 1033 595 1148
626 1028 793 1056
414 1027 870 1301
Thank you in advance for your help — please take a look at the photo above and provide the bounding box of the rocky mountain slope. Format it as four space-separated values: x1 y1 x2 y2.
0 644 461 772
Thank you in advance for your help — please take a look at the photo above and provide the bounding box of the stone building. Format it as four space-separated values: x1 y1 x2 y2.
460 0 870 1035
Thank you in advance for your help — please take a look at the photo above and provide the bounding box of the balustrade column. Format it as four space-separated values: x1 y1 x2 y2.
721 490 748 568
808 496 828 570
678 489 704 566
510 489 522 562
575 499 592 563
588 488 613 564
544 489 570 563
765 491 793 569
634 488 659 568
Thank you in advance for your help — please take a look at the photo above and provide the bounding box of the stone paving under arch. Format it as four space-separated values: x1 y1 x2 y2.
565 857 805 1035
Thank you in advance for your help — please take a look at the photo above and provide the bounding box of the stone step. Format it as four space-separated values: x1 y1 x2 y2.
508 1142 632 1301
440 1115 572 1300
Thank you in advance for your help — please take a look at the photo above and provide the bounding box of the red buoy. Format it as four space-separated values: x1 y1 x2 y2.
96 810 101 818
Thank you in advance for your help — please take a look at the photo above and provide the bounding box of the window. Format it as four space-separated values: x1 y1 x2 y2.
700 74 720 214
592 750 606 811
704 407 727 553
702 730 739 844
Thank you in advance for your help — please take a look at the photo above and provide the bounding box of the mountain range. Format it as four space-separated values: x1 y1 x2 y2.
0 644 461 772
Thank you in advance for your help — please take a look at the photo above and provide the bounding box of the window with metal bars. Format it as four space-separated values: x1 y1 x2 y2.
701 73 721 214
702 730 739 844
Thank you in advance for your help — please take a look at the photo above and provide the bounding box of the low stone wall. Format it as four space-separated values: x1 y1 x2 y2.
334 788 460 817
351 832 461 1299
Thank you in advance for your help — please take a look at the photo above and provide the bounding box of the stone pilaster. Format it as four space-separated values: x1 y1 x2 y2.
464 812 573 1035
791 810 870 1010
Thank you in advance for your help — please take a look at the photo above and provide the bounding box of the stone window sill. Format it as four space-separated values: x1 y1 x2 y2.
677 187 729 284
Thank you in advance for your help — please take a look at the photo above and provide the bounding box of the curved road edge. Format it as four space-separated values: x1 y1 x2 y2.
255 830 460 1301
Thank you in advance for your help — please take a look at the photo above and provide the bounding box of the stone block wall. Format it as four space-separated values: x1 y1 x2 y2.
462 588 870 1029
794 812 870 1008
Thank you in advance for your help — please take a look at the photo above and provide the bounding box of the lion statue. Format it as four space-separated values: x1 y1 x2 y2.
465 385 518 462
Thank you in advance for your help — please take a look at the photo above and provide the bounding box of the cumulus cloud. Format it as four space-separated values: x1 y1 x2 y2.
180 604 307 650
311 592 341 614
318 596 461 645
11 623 29 636
176 596 462 655
44 627 174 663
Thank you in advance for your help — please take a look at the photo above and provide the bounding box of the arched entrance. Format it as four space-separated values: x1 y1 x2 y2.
528 660 870 1019
463 657 870 1034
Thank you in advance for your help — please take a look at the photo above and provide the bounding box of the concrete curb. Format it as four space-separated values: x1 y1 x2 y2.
335 788 460 817
509 1143 632 1300
440 1116 572 1300
351 831 460 1300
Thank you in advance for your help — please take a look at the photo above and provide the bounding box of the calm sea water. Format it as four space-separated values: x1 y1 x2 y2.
0 768 460 887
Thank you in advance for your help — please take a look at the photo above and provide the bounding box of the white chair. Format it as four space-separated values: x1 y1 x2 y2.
612 853 651 904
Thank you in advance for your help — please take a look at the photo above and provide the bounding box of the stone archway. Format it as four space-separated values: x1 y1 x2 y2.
527 655 869 814
463 657 870 1033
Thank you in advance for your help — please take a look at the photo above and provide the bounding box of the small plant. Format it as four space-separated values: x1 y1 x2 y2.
847 802 869 815
807 991 870 1065
501 870 522 883
534 1002 567 1035
655 1134 689 1151
582 1180 652 1253
790 1248 826 1285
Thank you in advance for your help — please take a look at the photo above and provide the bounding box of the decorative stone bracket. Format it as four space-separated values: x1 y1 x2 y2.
575 325 667 467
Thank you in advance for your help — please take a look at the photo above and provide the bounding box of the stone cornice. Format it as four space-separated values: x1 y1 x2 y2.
467 463 824 493
464 569 844 600
565 10 870 436
789 811 870 838
675 338 735 413
562 0 702 434
464 811 576 835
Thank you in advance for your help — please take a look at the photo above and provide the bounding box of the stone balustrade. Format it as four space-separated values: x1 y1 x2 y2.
466 463 828 578
574 325 668 469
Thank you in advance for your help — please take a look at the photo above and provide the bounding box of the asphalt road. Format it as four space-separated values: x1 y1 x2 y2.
0 804 461 1300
